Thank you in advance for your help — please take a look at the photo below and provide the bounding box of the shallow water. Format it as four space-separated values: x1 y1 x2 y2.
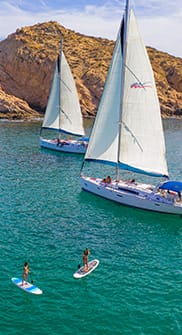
0 119 182 335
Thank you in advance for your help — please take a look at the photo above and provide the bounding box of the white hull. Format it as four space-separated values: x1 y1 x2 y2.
40 138 87 154
80 176 182 215
73 259 99 279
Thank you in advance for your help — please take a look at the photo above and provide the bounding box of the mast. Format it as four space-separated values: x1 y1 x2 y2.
58 40 62 139
116 0 130 181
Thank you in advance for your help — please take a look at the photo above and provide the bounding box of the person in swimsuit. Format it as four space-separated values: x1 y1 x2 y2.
105 176 111 183
82 248 90 272
101 176 112 184
22 262 30 286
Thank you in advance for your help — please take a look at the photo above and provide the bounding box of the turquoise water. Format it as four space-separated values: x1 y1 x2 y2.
0 120 182 335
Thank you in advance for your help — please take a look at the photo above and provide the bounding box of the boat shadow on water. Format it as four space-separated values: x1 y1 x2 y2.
40 146 84 160
78 188 182 230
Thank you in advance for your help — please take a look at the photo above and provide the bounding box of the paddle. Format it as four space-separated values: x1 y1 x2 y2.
29 272 34 284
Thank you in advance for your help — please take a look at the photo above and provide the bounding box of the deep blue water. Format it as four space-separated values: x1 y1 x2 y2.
0 119 181 335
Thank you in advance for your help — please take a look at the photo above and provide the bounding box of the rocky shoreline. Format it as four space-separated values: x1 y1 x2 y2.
0 21 182 120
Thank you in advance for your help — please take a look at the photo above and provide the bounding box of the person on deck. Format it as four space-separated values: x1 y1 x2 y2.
101 176 112 183
105 176 112 183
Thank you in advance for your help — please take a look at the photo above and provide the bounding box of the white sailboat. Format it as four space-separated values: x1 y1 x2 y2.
80 1 182 215
40 41 88 154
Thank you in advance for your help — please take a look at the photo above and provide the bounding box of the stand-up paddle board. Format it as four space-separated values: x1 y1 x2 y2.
73 259 99 279
11 277 43 295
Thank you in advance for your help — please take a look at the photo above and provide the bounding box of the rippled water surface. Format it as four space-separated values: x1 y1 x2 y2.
0 119 182 335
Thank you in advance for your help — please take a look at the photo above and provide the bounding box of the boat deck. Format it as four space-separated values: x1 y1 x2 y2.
86 176 182 206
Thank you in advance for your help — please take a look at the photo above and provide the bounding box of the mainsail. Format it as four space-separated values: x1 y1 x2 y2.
85 7 168 178
41 44 85 137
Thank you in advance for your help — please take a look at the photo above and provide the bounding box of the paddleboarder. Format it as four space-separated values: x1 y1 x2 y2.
82 248 90 272
22 262 30 286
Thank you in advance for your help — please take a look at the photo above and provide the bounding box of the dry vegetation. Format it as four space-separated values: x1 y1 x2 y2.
0 21 181 119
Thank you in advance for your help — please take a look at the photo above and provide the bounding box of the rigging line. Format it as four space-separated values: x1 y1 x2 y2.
61 108 72 124
124 64 150 89
60 78 72 93
121 121 143 152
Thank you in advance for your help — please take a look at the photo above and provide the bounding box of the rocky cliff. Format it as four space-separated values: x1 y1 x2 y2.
0 21 182 120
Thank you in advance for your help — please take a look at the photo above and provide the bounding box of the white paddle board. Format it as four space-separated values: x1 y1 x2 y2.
73 259 99 279
11 277 43 295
